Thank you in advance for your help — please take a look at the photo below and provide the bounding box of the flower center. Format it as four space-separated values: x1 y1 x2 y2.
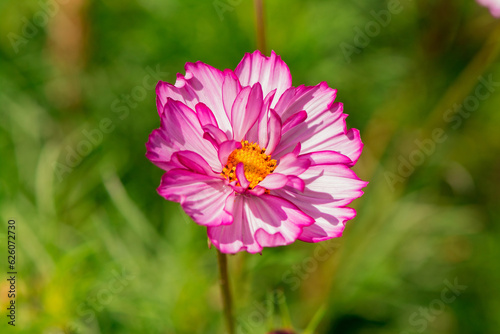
221 140 277 189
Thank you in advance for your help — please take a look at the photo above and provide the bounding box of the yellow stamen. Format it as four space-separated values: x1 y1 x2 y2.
221 140 277 189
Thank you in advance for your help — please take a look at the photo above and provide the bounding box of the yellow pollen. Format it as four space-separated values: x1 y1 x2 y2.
221 140 277 189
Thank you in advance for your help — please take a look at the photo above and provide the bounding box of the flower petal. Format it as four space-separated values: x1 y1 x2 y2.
258 174 305 191
282 110 307 134
265 109 282 155
169 151 215 176
196 102 218 127
158 169 234 227
244 89 277 145
156 62 232 134
218 140 242 166
235 50 292 108
301 150 353 166
203 124 228 147
273 102 362 165
222 69 241 123
236 163 250 189
149 99 221 171
258 173 289 189
207 194 314 254
272 164 367 243
156 75 197 116
274 82 336 121
146 128 175 171
274 151 310 176
231 83 263 141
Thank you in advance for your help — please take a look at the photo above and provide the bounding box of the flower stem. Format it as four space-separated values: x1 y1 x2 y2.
254 0 267 54
217 249 235 334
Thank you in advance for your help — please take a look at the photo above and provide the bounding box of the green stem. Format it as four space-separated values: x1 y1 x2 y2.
254 0 267 54
217 250 235 334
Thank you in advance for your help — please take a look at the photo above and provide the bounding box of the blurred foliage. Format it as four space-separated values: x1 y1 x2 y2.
1 0 500 333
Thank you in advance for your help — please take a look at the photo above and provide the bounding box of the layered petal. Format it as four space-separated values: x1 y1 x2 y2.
265 109 282 155
273 102 363 165
273 164 368 242
245 89 276 145
146 98 221 172
168 151 215 176
231 83 263 141
156 62 232 135
158 169 234 227
235 50 292 107
274 151 310 176
222 69 241 122
218 140 242 166
208 194 314 253
274 82 336 121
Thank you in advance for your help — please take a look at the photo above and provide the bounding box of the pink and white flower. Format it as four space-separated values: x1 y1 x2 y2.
146 51 368 254
477 0 500 17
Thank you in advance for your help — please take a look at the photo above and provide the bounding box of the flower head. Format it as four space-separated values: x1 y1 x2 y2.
477 0 500 17
146 51 368 254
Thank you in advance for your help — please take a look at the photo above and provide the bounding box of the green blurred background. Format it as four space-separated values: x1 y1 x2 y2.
1 0 500 333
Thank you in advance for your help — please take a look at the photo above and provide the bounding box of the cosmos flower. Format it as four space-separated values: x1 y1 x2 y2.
477 0 500 17
146 51 367 254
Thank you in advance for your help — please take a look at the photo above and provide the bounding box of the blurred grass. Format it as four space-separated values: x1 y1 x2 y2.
1 0 500 333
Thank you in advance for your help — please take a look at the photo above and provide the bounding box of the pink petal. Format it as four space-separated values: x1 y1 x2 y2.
273 102 363 165
258 173 289 189
297 206 356 242
282 110 307 133
235 163 250 189
301 150 353 166
292 142 301 156
274 151 310 176
169 151 215 176
156 76 197 115
274 82 336 120
245 89 277 145
218 140 241 166
231 83 263 141
156 62 232 135
272 164 367 243
146 100 220 172
207 194 314 254
146 128 175 171
203 124 228 147
158 170 234 227
265 109 281 155
222 69 241 123
285 176 305 192
152 99 221 171
196 102 218 127
258 174 305 192
235 50 292 108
